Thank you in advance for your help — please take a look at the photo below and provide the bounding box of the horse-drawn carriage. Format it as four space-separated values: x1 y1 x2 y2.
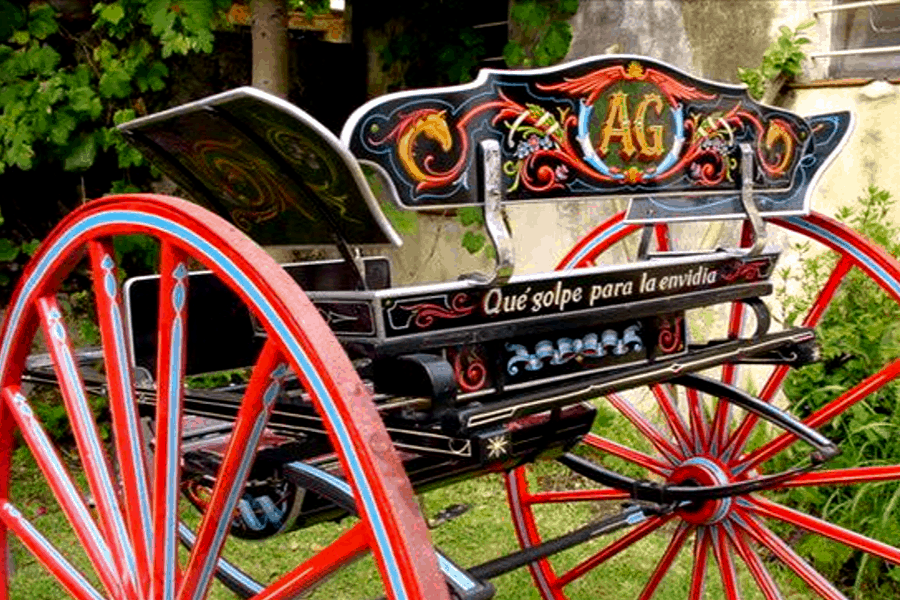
2 55 899 599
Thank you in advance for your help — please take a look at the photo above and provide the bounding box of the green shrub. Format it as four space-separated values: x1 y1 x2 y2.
776 186 900 596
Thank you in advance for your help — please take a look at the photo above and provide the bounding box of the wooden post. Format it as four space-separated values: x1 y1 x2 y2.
251 0 290 99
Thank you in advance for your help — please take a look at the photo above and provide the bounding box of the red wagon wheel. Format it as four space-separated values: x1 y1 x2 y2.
0 194 449 600
505 210 900 599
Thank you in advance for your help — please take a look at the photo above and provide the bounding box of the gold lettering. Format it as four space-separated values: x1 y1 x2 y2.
634 93 665 159
598 91 636 160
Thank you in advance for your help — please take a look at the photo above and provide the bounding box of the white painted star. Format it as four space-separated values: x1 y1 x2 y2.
486 435 509 459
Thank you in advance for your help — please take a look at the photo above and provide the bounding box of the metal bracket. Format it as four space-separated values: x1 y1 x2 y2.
636 223 655 261
739 143 768 257
460 139 515 286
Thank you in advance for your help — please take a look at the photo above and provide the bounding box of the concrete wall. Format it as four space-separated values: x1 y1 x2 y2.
787 82 900 213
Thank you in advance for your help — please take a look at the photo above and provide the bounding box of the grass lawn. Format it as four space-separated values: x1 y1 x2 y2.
6 441 820 600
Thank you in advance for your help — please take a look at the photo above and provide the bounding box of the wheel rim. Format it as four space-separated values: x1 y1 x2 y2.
0 194 448 600
506 210 900 599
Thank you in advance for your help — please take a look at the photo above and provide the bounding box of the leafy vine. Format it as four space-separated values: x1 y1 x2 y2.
738 20 814 101
504 0 578 69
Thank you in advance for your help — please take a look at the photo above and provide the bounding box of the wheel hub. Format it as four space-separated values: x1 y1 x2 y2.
667 456 733 525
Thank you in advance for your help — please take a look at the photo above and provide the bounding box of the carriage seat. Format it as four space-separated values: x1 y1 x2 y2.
118 55 852 403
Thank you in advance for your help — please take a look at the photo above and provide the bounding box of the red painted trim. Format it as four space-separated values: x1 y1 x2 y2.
252 523 369 600
605 391 683 464
735 509 846 600
637 522 691 600
178 341 286 599
1 387 122 597
556 515 670 588
748 496 900 565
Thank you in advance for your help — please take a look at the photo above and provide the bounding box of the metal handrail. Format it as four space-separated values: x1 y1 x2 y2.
813 0 900 15
811 44 900 58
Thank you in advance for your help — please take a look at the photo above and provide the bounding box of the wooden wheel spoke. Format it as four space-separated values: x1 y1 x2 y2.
685 386 709 454
527 488 629 505
152 241 191 600
88 240 153 589
605 392 682 464
1 386 122 597
637 521 692 600
0 500 107 600
718 303 745 389
179 341 288 600
744 496 900 565
731 508 849 600
582 433 672 476
252 522 369 600
794 254 855 330
710 525 740 600
653 223 671 252
555 514 672 589
721 364 790 462
773 465 900 488
689 527 711 600
177 522 265 597
708 396 733 457
36 296 138 594
650 384 693 456
711 220 754 451
723 519 783 600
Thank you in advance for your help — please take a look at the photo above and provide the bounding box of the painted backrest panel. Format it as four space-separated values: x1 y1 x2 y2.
341 55 852 217
119 87 400 247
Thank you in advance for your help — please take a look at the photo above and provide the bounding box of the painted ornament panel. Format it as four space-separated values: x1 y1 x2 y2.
344 56 852 215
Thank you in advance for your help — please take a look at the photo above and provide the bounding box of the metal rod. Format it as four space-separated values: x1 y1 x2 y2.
467 505 653 580
811 45 900 58
813 0 900 15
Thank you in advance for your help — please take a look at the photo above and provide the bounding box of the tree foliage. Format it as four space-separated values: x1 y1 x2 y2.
0 0 232 179
366 0 492 90
505 0 578 68
0 0 234 298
